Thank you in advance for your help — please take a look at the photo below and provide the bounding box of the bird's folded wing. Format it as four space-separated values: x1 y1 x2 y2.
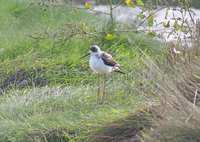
101 52 119 67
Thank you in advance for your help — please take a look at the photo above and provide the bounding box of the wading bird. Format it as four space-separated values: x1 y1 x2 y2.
82 45 124 103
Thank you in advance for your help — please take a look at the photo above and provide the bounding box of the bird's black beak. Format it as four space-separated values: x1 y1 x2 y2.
80 52 90 59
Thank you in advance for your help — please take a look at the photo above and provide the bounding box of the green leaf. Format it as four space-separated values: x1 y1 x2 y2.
165 7 170 19
137 12 145 20
105 33 115 40
173 20 180 31
136 0 144 6
147 31 156 37
163 21 170 28
147 14 154 27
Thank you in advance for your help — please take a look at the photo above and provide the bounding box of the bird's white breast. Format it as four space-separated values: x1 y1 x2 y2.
89 54 112 74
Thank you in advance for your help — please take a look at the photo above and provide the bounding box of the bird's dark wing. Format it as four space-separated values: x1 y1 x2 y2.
101 52 119 67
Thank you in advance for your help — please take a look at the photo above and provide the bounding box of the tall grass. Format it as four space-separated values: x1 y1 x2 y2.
2 2 200 142
0 78 145 142
139 36 200 142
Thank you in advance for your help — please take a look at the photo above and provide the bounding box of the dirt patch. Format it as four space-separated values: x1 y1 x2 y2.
92 110 153 142
0 68 48 93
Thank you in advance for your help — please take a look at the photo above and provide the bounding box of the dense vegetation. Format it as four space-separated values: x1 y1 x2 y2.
0 0 163 86
0 0 162 141
75 0 200 8
1 0 200 142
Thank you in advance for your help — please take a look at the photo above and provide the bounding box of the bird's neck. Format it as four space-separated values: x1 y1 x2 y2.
91 51 102 59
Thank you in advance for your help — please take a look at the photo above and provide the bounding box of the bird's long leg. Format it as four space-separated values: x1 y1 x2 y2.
99 74 104 104
97 74 101 103
102 74 106 102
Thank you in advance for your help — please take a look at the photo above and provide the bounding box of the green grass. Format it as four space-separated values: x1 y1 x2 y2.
0 0 95 85
0 84 145 142
0 0 162 86
0 0 164 141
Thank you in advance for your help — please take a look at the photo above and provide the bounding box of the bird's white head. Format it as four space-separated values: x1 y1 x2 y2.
90 45 101 55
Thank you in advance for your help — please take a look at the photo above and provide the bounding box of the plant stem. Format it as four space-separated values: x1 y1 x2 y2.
108 0 114 29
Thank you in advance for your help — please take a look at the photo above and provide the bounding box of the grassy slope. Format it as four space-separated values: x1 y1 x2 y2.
0 86 145 142
0 0 163 141
0 0 94 85
0 0 163 86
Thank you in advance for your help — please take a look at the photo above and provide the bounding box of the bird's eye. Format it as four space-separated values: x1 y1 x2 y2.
90 46 97 52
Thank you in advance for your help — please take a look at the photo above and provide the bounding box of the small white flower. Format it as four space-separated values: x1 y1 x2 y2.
173 48 181 54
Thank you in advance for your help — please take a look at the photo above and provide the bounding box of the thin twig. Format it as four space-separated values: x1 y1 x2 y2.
112 0 124 10
185 89 198 123
193 89 198 108
137 6 167 27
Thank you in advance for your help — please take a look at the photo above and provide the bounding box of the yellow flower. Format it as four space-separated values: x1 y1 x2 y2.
125 0 134 7
84 2 92 9
105 33 115 40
